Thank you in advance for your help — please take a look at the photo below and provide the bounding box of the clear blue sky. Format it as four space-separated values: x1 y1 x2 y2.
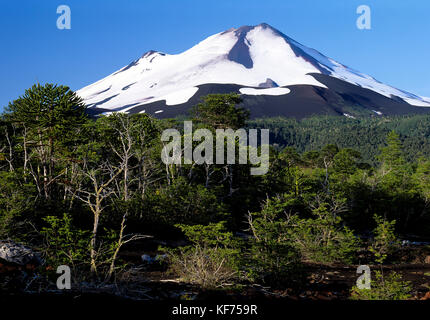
1 0 429 111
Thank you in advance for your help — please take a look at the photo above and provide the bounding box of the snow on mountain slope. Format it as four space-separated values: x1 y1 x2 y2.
77 23 430 113
290 39 430 106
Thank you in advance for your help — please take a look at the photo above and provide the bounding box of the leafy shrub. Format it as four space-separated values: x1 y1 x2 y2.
143 177 227 226
248 195 360 273
288 203 360 265
246 196 303 285
370 214 400 264
41 213 127 280
350 271 412 300
41 213 90 268
0 171 36 239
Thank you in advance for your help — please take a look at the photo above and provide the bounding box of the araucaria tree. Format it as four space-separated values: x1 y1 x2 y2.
4 83 86 199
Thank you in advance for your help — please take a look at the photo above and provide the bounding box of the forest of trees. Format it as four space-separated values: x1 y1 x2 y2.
1 84 430 299
249 115 430 165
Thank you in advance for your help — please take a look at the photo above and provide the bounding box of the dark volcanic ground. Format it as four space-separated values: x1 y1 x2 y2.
88 74 430 119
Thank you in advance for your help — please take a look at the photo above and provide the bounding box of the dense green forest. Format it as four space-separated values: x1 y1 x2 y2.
249 115 430 165
1 84 430 299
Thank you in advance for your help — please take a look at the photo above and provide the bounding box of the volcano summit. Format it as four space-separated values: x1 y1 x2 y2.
77 23 430 118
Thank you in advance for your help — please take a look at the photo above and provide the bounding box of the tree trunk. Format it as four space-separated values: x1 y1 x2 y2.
90 212 100 273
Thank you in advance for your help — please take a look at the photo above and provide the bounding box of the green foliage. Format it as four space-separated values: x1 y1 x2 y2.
41 213 90 267
0 171 36 239
288 203 360 265
2 86 430 292
4 83 87 160
248 114 430 165
246 196 303 284
412 157 430 203
377 131 405 169
40 213 127 278
176 222 237 247
5 83 86 136
370 215 400 264
3 83 88 201
350 271 412 300
191 93 250 129
247 194 360 274
333 148 361 176
143 177 227 225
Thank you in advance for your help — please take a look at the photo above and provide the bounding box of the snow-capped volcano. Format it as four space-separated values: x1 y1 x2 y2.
78 23 430 118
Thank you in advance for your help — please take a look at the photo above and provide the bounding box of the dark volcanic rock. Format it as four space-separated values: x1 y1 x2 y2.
121 78 429 120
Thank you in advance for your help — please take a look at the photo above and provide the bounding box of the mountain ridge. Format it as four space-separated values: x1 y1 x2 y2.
78 23 430 118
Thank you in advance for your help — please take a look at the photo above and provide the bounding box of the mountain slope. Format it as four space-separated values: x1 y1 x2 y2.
77 23 430 118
